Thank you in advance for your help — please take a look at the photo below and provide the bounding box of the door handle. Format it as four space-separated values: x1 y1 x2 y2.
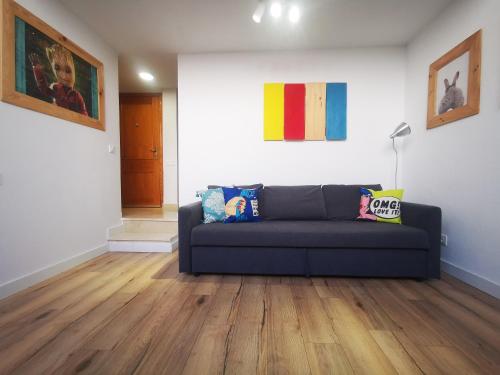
150 147 158 159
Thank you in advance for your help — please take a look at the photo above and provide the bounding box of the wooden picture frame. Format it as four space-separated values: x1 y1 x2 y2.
0 0 105 130
427 30 481 129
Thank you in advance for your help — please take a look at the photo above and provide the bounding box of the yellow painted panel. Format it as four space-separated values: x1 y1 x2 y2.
305 83 326 140
264 83 284 141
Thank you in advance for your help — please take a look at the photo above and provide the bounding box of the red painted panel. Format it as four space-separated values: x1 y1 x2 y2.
284 84 305 140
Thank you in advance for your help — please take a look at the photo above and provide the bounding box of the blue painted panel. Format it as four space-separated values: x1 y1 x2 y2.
15 17 27 94
90 66 99 119
326 83 347 140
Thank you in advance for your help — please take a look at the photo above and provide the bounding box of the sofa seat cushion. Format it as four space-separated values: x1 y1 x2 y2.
191 221 429 249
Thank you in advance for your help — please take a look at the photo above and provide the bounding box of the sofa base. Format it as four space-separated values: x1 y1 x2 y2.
192 246 307 275
191 246 430 278
308 248 428 278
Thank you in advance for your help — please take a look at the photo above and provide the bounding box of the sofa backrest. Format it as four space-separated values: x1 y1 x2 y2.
207 184 264 190
261 185 327 220
322 184 382 220
204 183 382 221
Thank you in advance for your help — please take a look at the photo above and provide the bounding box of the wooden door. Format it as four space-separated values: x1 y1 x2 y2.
120 94 163 207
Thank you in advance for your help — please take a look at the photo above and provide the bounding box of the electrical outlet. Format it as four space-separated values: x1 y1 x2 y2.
441 234 448 247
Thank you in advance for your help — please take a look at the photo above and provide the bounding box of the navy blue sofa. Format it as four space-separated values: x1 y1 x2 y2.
179 185 441 279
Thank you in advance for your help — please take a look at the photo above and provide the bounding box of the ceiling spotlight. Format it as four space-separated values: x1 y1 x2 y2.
138 72 154 81
270 2 282 18
288 5 300 23
252 1 265 23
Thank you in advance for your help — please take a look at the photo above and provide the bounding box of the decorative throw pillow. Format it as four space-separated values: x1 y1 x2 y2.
357 188 404 224
197 188 226 224
222 187 261 223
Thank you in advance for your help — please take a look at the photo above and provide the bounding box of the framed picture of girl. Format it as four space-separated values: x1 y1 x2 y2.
0 0 105 130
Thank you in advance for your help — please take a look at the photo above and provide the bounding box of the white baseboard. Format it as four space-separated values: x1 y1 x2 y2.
0 244 108 300
441 260 500 299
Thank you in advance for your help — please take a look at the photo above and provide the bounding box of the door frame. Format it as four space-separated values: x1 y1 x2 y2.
119 92 164 207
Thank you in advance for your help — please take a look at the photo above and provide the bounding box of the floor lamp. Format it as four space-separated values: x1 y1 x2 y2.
389 122 411 189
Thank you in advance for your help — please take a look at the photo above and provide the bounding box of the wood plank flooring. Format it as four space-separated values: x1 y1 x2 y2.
0 252 499 375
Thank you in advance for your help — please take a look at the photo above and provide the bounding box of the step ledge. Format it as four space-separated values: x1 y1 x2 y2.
122 217 178 223
108 233 177 242
108 237 177 243
108 239 178 253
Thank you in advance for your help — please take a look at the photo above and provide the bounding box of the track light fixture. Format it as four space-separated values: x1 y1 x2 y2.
252 1 265 23
288 4 300 23
252 1 301 24
270 2 283 18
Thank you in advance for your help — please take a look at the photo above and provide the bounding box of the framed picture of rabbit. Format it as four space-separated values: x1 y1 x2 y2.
0 0 105 130
427 30 482 129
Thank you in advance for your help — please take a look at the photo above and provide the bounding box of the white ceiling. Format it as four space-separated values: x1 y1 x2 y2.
60 0 454 91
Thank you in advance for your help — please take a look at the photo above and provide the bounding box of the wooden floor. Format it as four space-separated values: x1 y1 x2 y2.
0 253 499 375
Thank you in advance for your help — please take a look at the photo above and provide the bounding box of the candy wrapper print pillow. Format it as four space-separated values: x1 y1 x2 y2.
222 187 261 223
358 188 404 224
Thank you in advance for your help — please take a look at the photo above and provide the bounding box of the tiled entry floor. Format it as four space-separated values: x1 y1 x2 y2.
122 206 178 221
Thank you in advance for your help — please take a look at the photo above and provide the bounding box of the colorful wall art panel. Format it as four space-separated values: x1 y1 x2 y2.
284 83 306 140
263 82 347 141
305 82 326 140
326 83 347 140
263 83 284 140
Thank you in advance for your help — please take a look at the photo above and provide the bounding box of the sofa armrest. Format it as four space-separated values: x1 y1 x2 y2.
401 202 442 278
178 201 203 273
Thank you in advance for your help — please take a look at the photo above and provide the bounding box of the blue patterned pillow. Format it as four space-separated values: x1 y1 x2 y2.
222 187 261 223
197 188 226 224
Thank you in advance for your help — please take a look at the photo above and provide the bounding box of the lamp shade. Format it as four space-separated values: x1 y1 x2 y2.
389 122 411 139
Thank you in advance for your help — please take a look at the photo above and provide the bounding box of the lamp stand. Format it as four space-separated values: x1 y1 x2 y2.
392 137 398 189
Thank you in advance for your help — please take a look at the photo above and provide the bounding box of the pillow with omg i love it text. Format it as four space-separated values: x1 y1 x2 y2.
357 188 404 224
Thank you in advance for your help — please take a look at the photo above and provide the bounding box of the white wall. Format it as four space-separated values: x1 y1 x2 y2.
0 0 121 296
178 48 406 205
404 0 500 295
162 90 178 205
